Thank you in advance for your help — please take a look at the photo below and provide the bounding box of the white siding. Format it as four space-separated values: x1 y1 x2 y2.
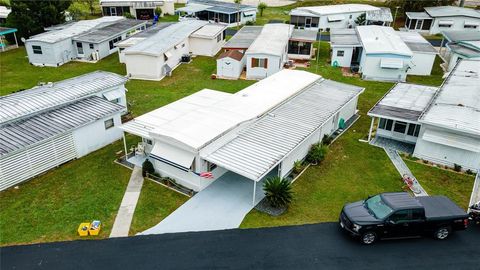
429 16 480 35
189 35 225 57
216 56 245 79
331 46 354 67
360 55 410 82
407 52 436 76
246 53 282 80
26 39 75 67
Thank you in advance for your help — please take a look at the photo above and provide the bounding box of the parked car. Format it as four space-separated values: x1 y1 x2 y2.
469 201 480 225
339 192 469 244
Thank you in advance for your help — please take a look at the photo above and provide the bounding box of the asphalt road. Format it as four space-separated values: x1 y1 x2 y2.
2 222 479 270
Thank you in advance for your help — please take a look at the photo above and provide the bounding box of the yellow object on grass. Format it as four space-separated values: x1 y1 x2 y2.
89 220 101 236
78 223 90 237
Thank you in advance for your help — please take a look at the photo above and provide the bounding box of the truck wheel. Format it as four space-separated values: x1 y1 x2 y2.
434 226 451 240
360 231 377 245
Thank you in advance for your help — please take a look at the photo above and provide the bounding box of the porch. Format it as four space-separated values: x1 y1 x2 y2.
0 27 18 53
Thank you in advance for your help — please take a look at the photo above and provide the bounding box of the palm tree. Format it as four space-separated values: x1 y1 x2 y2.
258 2 267 17
234 0 242 29
263 176 293 208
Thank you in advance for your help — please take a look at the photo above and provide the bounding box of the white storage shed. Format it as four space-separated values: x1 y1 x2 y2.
397 31 437 76
216 50 245 79
0 72 128 191
189 23 227 57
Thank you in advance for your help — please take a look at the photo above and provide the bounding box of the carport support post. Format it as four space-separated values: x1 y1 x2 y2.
252 181 256 206
367 117 374 142
123 132 128 157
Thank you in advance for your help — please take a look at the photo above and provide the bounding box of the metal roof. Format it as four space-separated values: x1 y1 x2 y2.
405 12 432 20
290 4 379 17
396 31 437 54
448 42 480 57
124 20 208 56
191 0 256 12
0 71 127 124
121 70 320 151
425 6 480 19
246 24 293 57
115 23 174 48
420 59 480 136
366 7 393 22
0 27 17 36
0 96 124 157
442 30 480 42
290 29 317 42
223 26 262 49
190 23 226 38
203 78 363 181
218 50 244 61
73 19 146 43
368 83 438 122
356 26 412 57
330 28 361 46
27 16 124 43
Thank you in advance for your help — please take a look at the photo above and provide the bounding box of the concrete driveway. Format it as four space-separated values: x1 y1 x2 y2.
140 171 266 235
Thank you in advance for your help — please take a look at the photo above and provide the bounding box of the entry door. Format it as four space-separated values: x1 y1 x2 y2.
305 17 312 28
213 13 219 22
110 7 117 16
415 20 423 30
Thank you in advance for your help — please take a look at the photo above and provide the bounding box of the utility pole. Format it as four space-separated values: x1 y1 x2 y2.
393 6 400 29
316 31 321 74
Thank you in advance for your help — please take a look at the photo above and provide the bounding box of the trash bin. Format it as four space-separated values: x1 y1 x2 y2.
89 220 101 236
78 223 90 237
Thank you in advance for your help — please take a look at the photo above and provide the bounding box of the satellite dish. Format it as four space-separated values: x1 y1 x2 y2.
21 37 26 43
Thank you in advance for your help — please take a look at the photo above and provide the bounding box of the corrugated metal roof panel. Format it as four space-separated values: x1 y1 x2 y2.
0 96 124 157
203 79 363 180
0 71 127 124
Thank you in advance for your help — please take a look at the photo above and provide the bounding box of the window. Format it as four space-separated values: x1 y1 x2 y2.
89 44 94 49
422 19 432 30
438 22 452 28
104 118 114 130
411 209 424 221
76 42 84 55
251 58 268 68
365 195 394 219
389 210 411 223
393 121 407 134
379 118 386 129
207 162 217 172
217 33 222 42
407 124 421 137
385 119 393 131
110 98 120 104
464 24 478 29
337 50 345 57
32 45 42 54
143 138 153 145
109 36 122 50
349 15 353 19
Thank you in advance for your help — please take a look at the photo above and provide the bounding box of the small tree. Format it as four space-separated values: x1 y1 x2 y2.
258 2 267 17
124 12 135 19
293 160 303 174
263 176 293 208
306 143 328 164
155 7 163 17
142 159 155 177
355 13 366 26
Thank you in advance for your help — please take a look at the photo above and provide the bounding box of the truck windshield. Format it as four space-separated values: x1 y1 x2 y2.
365 195 393 219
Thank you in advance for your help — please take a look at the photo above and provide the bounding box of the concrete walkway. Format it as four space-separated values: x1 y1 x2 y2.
110 166 144 238
384 148 428 197
140 171 265 235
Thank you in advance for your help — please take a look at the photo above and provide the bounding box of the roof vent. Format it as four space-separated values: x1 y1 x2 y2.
457 103 464 107
242 93 248 97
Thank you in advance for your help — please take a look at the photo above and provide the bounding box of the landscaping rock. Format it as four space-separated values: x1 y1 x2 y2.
255 198 287 216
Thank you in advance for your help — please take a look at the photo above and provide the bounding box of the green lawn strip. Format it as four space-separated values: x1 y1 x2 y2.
407 56 445 87
129 180 189 235
0 141 131 246
404 160 475 210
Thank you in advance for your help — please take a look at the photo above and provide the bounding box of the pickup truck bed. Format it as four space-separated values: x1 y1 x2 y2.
417 196 468 221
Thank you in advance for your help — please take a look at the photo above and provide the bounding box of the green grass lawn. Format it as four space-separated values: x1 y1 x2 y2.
129 180 188 235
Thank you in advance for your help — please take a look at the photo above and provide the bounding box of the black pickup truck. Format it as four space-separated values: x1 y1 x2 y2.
339 192 469 244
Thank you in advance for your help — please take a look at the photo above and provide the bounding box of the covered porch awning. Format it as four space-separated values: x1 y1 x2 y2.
422 129 480 153
328 14 345 22
150 141 196 171
438 20 454 25
103 89 124 101
176 3 212 14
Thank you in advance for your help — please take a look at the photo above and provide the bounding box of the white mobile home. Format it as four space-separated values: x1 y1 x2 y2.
357 26 413 82
405 6 480 35
72 19 146 62
245 24 293 80
216 50 245 79
25 16 125 67
439 30 480 71
100 0 175 19
120 69 364 193
0 5 11 24
124 20 225 80
368 59 480 172
0 72 128 191
330 28 363 68
396 31 437 76
290 4 392 31
176 0 257 27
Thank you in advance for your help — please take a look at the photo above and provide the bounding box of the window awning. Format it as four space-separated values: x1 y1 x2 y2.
422 129 480 153
243 10 256 17
176 3 211 14
328 14 345 22
102 89 123 101
150 142 196 169
438 20 454 25
464 21 479 26
164 50 172 59
380 58 404 69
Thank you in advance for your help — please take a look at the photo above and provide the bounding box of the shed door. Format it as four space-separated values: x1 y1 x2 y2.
0 133 77 191
222 59 235 76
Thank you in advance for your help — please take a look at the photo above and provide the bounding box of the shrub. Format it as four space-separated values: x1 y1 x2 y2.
466 169 474 175
293 160 303 174
142 159 155 177
124 12 135 19
454 164 462 172
263 176 293 208
422 159 429 164
155 7 163 16
306 143 328 164
245 20 255 26
258 2 267 17
321 134 333 145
